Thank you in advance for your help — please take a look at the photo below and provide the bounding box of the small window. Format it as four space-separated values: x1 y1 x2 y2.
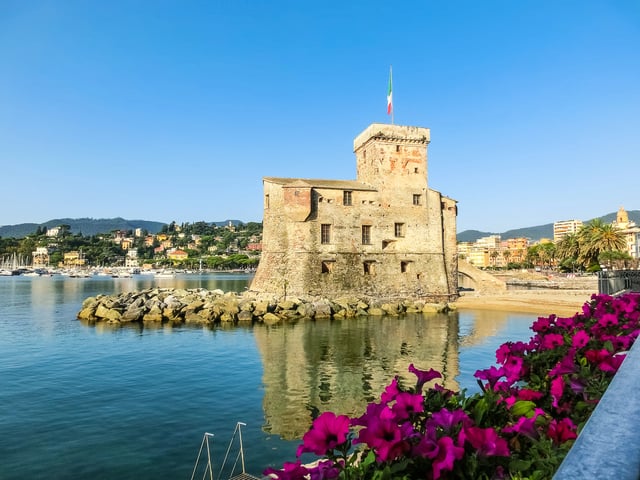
321 261 334 273
343 191 353 206
362 225 371 245
413 194 421 206
364 261 375 275
264 194 270 209
321 224 331 244
394 223 405 238
401 261 410 273
414 167 419 174
396 145 400 153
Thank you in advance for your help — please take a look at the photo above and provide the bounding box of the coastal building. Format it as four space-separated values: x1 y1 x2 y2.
612 206 640 260
250 123 458 301
456 235 530 269
167 249 188 262
554 219 583 242
32 247 50 268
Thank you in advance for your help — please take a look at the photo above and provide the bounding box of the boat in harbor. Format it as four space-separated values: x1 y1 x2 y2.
154 270 176 279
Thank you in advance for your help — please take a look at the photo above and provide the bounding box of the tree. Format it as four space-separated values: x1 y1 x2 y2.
577 219 626 270
502 249 511 269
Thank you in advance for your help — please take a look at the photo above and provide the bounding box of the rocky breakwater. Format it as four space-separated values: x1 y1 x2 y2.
76 287 453 326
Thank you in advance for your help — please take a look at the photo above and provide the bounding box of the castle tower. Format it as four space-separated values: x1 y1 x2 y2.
354 124 430 206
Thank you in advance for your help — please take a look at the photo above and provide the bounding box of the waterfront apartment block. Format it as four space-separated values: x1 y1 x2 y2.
553 219 584 242
458 236 530 269
250 123 458 301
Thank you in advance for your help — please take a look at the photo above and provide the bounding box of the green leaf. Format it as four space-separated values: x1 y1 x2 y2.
511 400 536 417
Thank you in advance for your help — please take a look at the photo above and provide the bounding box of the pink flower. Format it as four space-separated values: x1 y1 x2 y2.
430 408 471 433
549 351 577 377
550 375 565 408
541 333 565 350
474 365 506 389
307 459 342 480
547 418 578 445
571 330 590 349
462 426 510 458
380 377 401 404
503 355 525 383
391 392 424 421
355 417 412 462
598 312 619 328
296 412 351 456
431 436 465 480
264 461 309 480
408 364 442 392
531 316 552 333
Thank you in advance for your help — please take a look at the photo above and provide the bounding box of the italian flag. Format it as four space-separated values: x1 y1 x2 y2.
387 66 393 115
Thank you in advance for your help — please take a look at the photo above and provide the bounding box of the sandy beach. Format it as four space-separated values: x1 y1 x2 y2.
454 290 594 317
453 271 598 317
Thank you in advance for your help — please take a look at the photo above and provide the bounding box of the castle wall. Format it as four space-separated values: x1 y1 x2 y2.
250 123 458 301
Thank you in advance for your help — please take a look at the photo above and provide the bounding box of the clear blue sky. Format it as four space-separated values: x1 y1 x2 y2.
2 1 639 233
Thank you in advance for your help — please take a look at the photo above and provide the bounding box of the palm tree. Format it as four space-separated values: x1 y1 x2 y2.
502 249 511 268
577 219 627 270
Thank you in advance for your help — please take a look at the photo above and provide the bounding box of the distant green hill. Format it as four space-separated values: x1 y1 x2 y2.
0 218 165 238
0 218 248 239
457 210 640 243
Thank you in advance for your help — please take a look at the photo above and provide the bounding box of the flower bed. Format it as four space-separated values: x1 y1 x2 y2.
265 293 640 479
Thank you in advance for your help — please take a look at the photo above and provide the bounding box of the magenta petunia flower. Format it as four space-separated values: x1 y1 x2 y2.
531 316 552 333
307 459 342 480
462 426 510 458
517 388 544 401
352 401 394 428
598 312 619 328
356 417 412 462
391 392 424 421
474 365 506 389
296 411 351 457
503 355 525 383
502 414 541 440
264 461 310 480
571 330 590 349
549 350 577 377
541 333 565 350
380 377 401 404
431 436 465 480
430 408 471 434
556 315 578 329
408 364 442 392
547 417 578 445
550 375 565 408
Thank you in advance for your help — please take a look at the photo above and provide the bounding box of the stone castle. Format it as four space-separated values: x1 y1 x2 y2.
249 123 458 301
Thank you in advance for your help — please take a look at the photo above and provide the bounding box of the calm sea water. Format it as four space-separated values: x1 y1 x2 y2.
0 274 541 479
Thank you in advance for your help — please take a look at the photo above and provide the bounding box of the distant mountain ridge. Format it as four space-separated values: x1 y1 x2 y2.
457 210 640 243
0 218 245 239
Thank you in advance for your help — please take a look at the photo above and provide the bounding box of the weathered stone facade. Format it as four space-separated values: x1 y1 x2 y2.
250 123 458 301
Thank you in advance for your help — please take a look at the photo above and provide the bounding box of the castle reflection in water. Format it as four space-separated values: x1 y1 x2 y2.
254 310 513 440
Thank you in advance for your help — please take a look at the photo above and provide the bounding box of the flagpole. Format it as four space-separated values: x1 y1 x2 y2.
387 65 394 125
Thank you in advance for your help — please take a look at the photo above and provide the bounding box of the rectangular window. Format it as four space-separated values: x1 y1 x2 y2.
401 261 410 273
264 194 270 209
321 224 331 244
413 194 421 206
343 191 352 206
362 225 371 245
394 223 405 238
363 261 375 275
321 260 335 273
